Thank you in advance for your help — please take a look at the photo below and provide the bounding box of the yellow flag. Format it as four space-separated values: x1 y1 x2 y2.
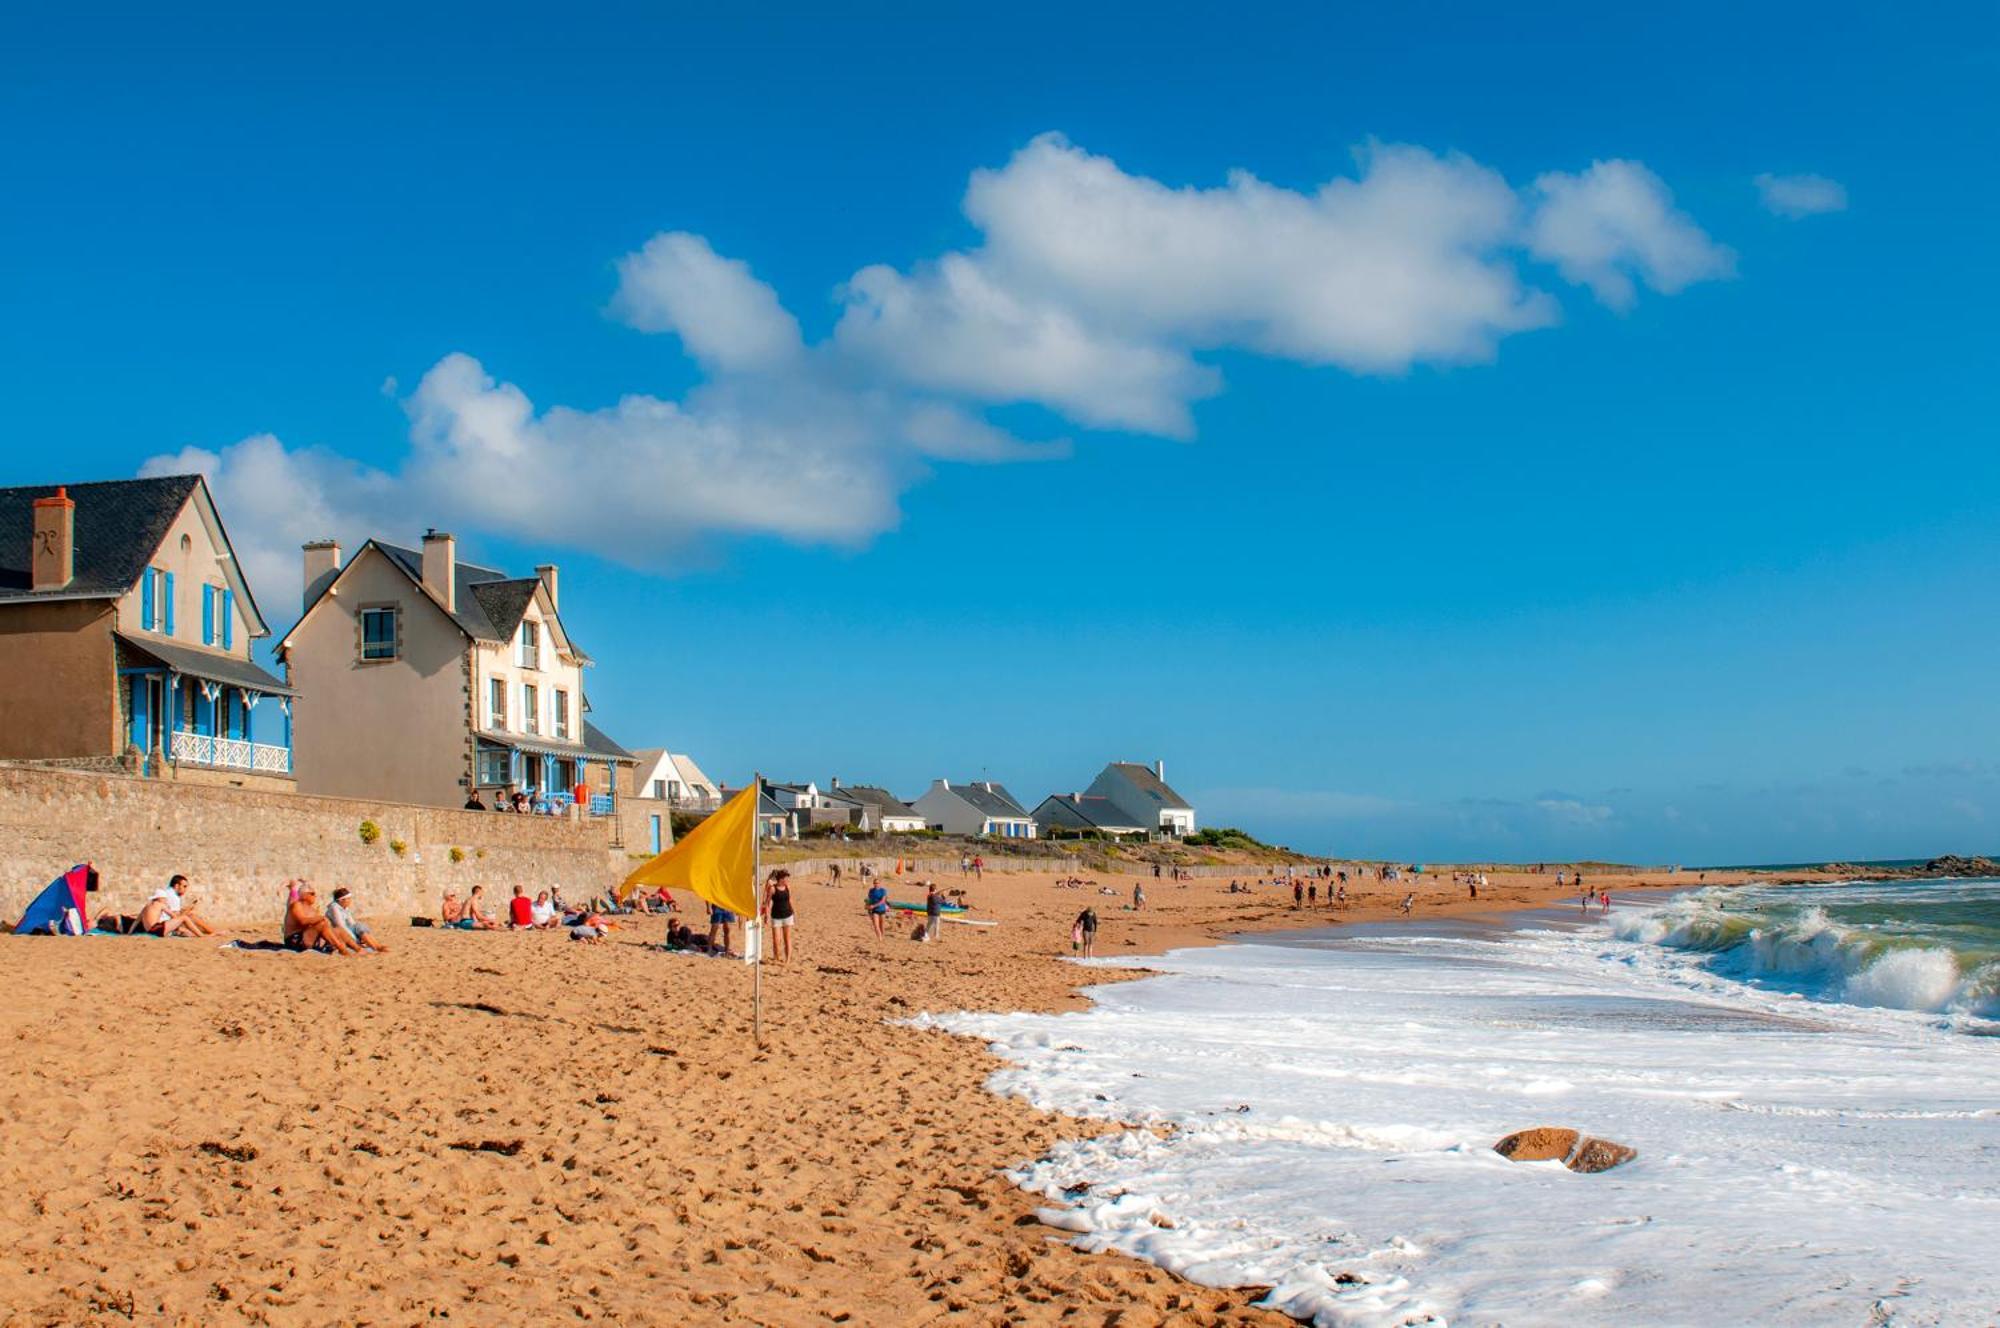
618 783 759 918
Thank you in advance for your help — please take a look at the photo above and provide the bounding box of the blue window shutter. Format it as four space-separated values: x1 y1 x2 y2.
221 589 234 649
162 572 175 636
202 586 214 644
141 569 156 630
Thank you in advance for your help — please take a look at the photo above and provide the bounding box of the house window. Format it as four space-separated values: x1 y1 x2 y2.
360 607 398 660
523 683 539 735
518 621 539 669
553 689 570 739
651 779 666 800
477 748 512 786
488 678 507 729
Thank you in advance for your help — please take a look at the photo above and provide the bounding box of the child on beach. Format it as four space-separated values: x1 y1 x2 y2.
924 882 944 943
1400 893 1415 915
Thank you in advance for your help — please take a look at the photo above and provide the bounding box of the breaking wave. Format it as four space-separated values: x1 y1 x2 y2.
1613 884 2000 1023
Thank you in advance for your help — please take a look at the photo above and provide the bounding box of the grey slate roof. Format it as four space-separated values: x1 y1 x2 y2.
842 785 922 818
1033 793 1145 832
951 780 1032 819
377 542 524 642
582 720 636 763
0 475 201 603
115 632 296 696
1105 762 1192 810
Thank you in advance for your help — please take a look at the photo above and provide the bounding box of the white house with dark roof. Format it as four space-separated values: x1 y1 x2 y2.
910 778 1038 839
1030 792 1149 839
839 783 928 833
1084 760 1196 838
279 531 633 809
0 474 296 788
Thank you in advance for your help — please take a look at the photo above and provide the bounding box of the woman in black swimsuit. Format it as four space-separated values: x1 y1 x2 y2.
763 869 797 963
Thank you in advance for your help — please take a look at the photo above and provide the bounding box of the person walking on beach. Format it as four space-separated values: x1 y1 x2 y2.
1308 882 1317 907
973 855 984 880
924 881 944 943
762 869 796 963
1133 881 1146 910
1293 880 1304 909
1074 907 1099 958
1400 892 1415 915
863 880 890 939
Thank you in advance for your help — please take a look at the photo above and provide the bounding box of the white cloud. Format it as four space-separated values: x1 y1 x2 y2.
610 231 802 372
143 133 1734 607
837 252 1218 436
141 436 407 617
1525 159 1736 309
1753 172 1847 219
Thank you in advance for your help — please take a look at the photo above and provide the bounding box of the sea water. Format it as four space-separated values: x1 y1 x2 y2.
931 881 2000 1326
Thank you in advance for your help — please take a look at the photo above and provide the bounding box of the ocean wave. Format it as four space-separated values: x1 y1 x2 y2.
1614 889 2000 1021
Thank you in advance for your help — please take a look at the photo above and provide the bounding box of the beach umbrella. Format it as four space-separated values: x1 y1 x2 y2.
619 779 769 1042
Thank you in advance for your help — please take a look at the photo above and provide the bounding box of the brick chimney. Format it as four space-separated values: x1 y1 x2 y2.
421 530 456 613
302 539 341 610
31 487 74 591
534 563 558 610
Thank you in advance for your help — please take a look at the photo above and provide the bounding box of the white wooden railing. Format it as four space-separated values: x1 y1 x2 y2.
171 730 292 774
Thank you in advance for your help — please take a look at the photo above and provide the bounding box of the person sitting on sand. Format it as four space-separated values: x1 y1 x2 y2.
441 889 465 926
531 890 558 928
463 885 500 930
136 892 201 938
325 887 387 953
146 875 217 937
285 886 363 955
508 885 534 929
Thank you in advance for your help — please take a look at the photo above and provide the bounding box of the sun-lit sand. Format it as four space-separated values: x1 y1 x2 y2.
0 863 1770 1325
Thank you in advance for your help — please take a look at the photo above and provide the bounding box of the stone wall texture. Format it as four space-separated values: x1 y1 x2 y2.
0 763 625 928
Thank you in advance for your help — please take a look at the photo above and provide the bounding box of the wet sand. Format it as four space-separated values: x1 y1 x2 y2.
0 864 1769 1325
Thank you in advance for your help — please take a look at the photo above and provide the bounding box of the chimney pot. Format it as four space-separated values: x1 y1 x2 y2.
534 563 559 610
1155 759 1165 781
302 539 342 611
421 530 457 613
31 486 75 591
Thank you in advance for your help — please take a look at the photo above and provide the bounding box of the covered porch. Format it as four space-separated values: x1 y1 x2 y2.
473 727 633 818
117 633 295 780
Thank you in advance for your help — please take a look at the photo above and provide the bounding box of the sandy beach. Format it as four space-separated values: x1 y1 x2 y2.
0 864 1764 1326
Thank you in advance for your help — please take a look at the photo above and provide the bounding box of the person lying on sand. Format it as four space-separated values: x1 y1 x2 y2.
325 887 387 953
285 887 363 955
570 923 606 944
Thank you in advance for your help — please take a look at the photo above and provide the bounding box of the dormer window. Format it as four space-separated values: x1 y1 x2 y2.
518 621 539 669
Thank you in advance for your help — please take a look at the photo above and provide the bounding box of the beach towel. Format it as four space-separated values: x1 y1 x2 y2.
14 864 96 935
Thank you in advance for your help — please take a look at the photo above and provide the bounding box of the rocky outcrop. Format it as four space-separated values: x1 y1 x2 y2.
1494 1127 1636 1173
1814 854 1999 881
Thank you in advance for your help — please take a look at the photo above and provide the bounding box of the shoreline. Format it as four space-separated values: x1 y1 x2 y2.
0 863 1819 1325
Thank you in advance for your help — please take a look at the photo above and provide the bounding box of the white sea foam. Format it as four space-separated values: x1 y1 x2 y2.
931 901 2000 1326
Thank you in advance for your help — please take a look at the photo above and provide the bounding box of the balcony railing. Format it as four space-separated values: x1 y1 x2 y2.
171 730 292 775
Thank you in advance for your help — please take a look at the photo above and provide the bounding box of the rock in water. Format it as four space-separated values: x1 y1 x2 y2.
1567 1136 1637 1173
1493 1127 1580 1162
1494 1127 1636 1172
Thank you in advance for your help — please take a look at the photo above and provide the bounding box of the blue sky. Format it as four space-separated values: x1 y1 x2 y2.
4 3 1996 863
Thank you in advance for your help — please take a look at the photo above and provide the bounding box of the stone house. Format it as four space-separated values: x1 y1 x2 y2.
1085 760 1196 838
278 531 633 810
0 474 295 789
910 778 1038 839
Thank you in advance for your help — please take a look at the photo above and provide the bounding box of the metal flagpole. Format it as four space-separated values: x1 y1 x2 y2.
752 772 764 1048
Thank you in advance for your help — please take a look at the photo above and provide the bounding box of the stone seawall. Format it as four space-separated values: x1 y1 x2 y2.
0 764 624 928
